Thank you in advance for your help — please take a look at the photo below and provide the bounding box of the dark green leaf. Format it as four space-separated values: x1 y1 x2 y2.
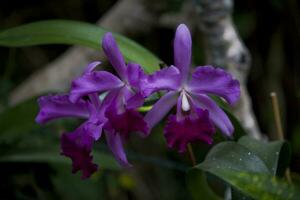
51 164 107 200
0 146 120 170
187 141 269 199
0 140 120 172
0 97 39 142
218 171 300 200
238 136 291 176
0 20 161 73
200 142 270 174
188 141 300 200
186 170 222 200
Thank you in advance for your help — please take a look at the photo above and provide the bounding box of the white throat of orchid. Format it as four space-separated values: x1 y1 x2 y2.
181 92 191 112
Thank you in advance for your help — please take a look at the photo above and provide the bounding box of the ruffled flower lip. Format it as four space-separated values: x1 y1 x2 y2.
164 109 215 153
61 128 98 179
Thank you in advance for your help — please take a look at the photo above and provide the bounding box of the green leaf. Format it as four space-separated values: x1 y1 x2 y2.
188 141 300 200
197 141 271 174
0 147 120 170
238 136 291 176
53 176 103 200
0 20 161 73
218 171 300 200
51 164 107 200
186 170 222 200
0 97 39 142
187 141 269 199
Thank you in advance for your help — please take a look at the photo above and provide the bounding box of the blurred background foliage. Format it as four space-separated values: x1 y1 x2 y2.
0 0 299 199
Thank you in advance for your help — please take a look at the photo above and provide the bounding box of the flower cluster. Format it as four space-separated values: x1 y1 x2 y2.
36 24 240 179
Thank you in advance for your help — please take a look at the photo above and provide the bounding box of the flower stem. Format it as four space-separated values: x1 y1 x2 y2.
270 92 284 140
187 143 197 166
270 92 292 184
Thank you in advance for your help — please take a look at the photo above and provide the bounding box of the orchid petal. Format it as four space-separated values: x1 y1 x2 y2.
88 93 101 109
164 108 215 153
126 92 145 109
83 61 101 74
126 63 146 90
144 91 178 130
118 85 144 109
86 121 104 140
141 66 181 97
95 89 121 122
193 94 234 136
70 71 123 103
102 33 127 80
188 66 240 105
105 130 131 167
36 95 89 124
174 24 192 81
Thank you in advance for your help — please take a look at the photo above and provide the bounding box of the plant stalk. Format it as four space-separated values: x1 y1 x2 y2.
270 92 292 184
187 143 197 166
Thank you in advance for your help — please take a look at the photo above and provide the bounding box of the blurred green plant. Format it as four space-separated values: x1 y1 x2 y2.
0 20 161 73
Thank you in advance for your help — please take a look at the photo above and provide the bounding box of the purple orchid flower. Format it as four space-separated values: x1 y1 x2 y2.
36 32 149 178
68 33 149 165
142 24 240 153
35 65 104 179
35 53 147 178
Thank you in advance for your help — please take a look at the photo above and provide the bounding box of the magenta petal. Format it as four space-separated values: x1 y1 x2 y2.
164 109 215 153
144 91 178 130
193 94 234 136
84 119 104 140
120 86 144 109
102 87 148 136
105 130 131 167
174 24 192 81
126 63 146 90
88 93 101 109
61 125 98 179
102 33 127 80
126 92 145 110
70 71 123 103
85 101 106 140
141 66 181 97
188 66 240 105
106 108 149 138
36 95 89 124
99 88 121 112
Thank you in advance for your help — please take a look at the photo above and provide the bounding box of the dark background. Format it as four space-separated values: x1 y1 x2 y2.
0 0 299 199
